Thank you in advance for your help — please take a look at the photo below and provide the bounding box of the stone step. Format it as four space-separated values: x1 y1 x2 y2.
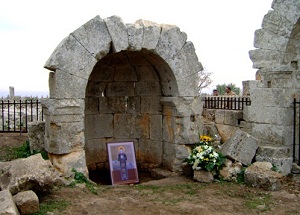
255 155 293 176
256 145 292 158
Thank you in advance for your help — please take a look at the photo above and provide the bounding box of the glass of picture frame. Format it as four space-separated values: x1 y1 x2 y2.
107 141 139 185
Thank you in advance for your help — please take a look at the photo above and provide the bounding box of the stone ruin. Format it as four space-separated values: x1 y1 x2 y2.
40 1 300 179
42 16 203 177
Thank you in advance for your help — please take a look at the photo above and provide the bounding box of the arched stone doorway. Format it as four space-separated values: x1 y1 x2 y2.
42 15 203 177
85 50 177 171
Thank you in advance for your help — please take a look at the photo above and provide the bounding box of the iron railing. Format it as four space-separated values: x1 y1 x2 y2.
293 98 300 165
0 99 44 133
203 96 251 110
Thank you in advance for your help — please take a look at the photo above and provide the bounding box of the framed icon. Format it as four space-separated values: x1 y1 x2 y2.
107 142 139 185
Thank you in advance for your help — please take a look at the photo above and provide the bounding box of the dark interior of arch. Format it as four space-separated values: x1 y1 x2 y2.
284 18 300 67
84 50 178 182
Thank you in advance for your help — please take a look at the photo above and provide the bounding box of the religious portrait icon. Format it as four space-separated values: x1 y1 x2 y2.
107 142 139 185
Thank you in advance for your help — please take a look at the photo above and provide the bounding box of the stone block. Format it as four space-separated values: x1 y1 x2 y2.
42 98 84 116
215 124 239 143
244 162 283 191
162 107 175 143
137 139 163 165
135 19 161 50
150 114 162 141
251 124 293 145
244 106 293 125
85 82 107 98
202 109 216 121
162 141 176 171
255 155 293 176
49 149 88 177
126 96 141 114
135 65 160 81
261 10 293 38
0 154 58 195
71 15 111 60
13 190 39 215
28 121 45 153
254 29 289 51
193 170 214 183
168 41 203 79
272 1 299 23
45 121 84 154
215 110 225 124
104 16 128 52
224 110 243 126
127 23 143 51
44 35 97 79
133 114 150 139
256 145 292 158
175 73 200 97
85 114 113 139
106 82 135 97
250 49 285 69
127 52 152 66
140 96 162 114
220 130 259 166
250 88 291 108
85 138 107 165
89 65 114 82
0 190 20 215
135 81 161 96
99 97 125 114
85 97 99 115
155 24 187 61
114 114 134 138
113 65 138 82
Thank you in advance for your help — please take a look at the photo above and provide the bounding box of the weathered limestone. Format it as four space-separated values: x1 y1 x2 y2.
28 121 45 153
255 145 293 175
244 162 283 191
44 14 204 176
48 149 88 177
219 159 243 182
193 170 214 183
13 190 39 215
0 154 57 195
220 130 259 166
0 190 20 215
248 2 300 172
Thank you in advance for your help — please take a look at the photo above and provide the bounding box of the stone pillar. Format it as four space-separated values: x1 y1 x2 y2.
9 86 14 99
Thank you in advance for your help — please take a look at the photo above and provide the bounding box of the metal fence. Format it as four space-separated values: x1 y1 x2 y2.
0 99 44 133
203 96 251 110
293 98 300 165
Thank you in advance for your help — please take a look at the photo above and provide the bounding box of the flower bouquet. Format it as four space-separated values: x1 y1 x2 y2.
185 135 225 173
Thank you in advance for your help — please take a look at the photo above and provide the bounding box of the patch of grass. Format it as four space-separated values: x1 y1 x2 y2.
237 167 246 184
1 140 31 161
32 200 68 215
0 140 49 161
70 168 98 195
244 193 272 212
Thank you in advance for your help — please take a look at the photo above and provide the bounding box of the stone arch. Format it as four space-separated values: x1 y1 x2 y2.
43 15 203 176
249 1 300 70
243 1 300 173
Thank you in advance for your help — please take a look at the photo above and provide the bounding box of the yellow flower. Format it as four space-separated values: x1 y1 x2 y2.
200 135 212 142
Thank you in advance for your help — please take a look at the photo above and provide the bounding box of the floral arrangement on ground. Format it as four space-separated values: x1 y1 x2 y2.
185 135 225 173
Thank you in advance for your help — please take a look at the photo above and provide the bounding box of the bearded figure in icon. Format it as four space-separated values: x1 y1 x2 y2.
118 146 128 180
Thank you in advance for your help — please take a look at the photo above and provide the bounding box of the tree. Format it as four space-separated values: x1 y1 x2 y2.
198 68 213 93
216 83 240 95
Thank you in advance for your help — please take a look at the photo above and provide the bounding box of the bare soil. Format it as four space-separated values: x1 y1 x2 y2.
1 133 300 215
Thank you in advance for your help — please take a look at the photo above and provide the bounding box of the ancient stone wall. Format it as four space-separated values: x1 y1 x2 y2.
42 15 203 176
247 0 300 154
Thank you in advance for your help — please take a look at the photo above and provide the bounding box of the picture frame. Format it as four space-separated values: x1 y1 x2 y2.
107 141 139 185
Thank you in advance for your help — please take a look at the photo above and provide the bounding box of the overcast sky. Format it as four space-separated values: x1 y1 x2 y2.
0 0 273 97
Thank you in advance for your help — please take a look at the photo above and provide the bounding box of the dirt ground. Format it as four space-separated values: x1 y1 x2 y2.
1 133 300 215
